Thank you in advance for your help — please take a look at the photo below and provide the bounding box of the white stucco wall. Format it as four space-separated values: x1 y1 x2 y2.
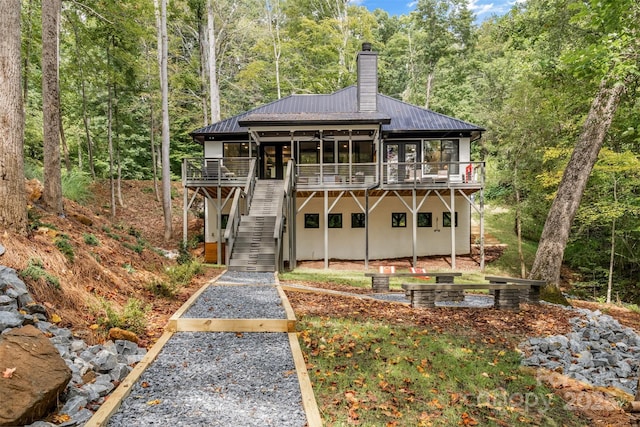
292 193 471 261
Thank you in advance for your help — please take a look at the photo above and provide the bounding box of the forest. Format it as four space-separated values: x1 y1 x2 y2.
6 0 640 302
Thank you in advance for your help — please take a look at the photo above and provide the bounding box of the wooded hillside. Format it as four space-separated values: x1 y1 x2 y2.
6 0 640 302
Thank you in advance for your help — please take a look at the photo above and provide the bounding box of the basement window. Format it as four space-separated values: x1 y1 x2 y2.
328 213 342 229
391 212 406 228
304 214 320 228
351 213 365 228
418 212 432 228
443 212 458 227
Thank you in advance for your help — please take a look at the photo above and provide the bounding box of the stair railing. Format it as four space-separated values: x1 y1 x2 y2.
224 158 257 266
274 159 295 272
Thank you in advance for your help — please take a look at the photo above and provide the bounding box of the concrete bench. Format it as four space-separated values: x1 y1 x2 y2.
364 271 462 293
485 276 546 304
401 282 530 311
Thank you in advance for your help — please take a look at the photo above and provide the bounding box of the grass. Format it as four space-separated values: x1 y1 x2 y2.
62 170 93 204
483 207 539 277
301 316 586 426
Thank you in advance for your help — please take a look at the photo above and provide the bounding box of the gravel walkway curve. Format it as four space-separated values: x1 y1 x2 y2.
104 271 307 427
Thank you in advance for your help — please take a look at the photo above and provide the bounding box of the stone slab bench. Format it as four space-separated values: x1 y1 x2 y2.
401 282 531 311
485 276 546 304
364 271 462 293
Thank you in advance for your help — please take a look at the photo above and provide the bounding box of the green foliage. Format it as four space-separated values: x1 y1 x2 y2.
19 259 61 290
147 260 203 298
83 233 100 246
95 297 149 335
301 316 584 426
61 170 93 204
54 235 75 263
176 240 193 265
122 238 145 254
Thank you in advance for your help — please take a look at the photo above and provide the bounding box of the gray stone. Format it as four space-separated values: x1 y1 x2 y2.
59 396 88 416
35 321 53 332
125 354 145 365
0 310 24 331
115 339 139 356
110 363 131 382
70 340 86 353
23 303 47 315
17 293 35 308
0 266 28 294
91 349 117 373
577 351 593 368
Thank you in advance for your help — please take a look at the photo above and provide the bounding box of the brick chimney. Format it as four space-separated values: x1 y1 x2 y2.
357 42 378 112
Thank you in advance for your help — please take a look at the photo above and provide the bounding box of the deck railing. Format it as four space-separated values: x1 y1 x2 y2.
183 157 253 186
381 161 485 187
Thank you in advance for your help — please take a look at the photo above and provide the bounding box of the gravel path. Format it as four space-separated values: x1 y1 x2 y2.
107 333 305 427
106 271 306 427
182 285 286 319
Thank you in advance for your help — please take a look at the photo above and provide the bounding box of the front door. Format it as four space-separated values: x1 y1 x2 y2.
385 142 419 182
259 143 291 179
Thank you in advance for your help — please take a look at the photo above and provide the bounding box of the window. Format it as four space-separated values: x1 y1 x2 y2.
353 140 373 163
223 142 256 157
305 214 320 228
351 213 365 228
221 214 229 229
328 213 342 228
298 141 319 164
418 212 432 227
392 212 406 228
443 212 458 227
422 139 459 174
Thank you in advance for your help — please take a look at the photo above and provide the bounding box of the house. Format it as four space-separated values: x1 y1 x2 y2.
183 43 486 272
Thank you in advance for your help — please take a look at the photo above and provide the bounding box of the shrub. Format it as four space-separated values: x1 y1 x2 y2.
54 235 75 262
83 233 100 246
95 298 149 335
20 259 60 290
176 240 193 265
146 280 177 298
62 169 93 204
166 261 203 287
122 238 145 254
128 226 141 238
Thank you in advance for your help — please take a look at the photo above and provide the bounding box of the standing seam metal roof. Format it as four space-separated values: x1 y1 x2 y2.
191 86 483 135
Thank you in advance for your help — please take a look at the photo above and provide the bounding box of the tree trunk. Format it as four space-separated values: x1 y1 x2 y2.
265 0 282 99
159 0 173 241
0 0 27 234
41 0 64 215
70 14 95 179
197 7 209 126
425 71 434 110
529 78 626 293
59 110 71 173
515 186 526 278
107 82 115 218
207 0 220 123
606 176 618 304
22 0 34 108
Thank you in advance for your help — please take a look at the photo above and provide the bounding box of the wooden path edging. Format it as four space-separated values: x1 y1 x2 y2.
84 331 174 427
85 271 323 427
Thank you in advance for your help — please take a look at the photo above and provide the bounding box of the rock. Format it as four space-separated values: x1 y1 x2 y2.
0 325 72 426
0 266 28 294
108 327 139 344
0 311 24 331
25 178 43 202
70 213 93 226
90 349 117 373
0 244 5 257
0 295 17 312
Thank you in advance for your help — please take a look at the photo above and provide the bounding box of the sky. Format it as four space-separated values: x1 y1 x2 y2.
352 0 519 22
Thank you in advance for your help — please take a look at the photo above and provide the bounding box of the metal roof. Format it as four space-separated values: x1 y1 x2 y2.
191 86 484 137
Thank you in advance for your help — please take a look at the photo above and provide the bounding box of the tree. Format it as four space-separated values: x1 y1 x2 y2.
529 0 639 292
41 0 64 215
0 0 27 234
157 0 173 241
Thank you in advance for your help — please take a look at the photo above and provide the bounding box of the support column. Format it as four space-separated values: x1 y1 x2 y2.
183 186 188 244
324 190 329 270
412 189 417 267
450 190 456 270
